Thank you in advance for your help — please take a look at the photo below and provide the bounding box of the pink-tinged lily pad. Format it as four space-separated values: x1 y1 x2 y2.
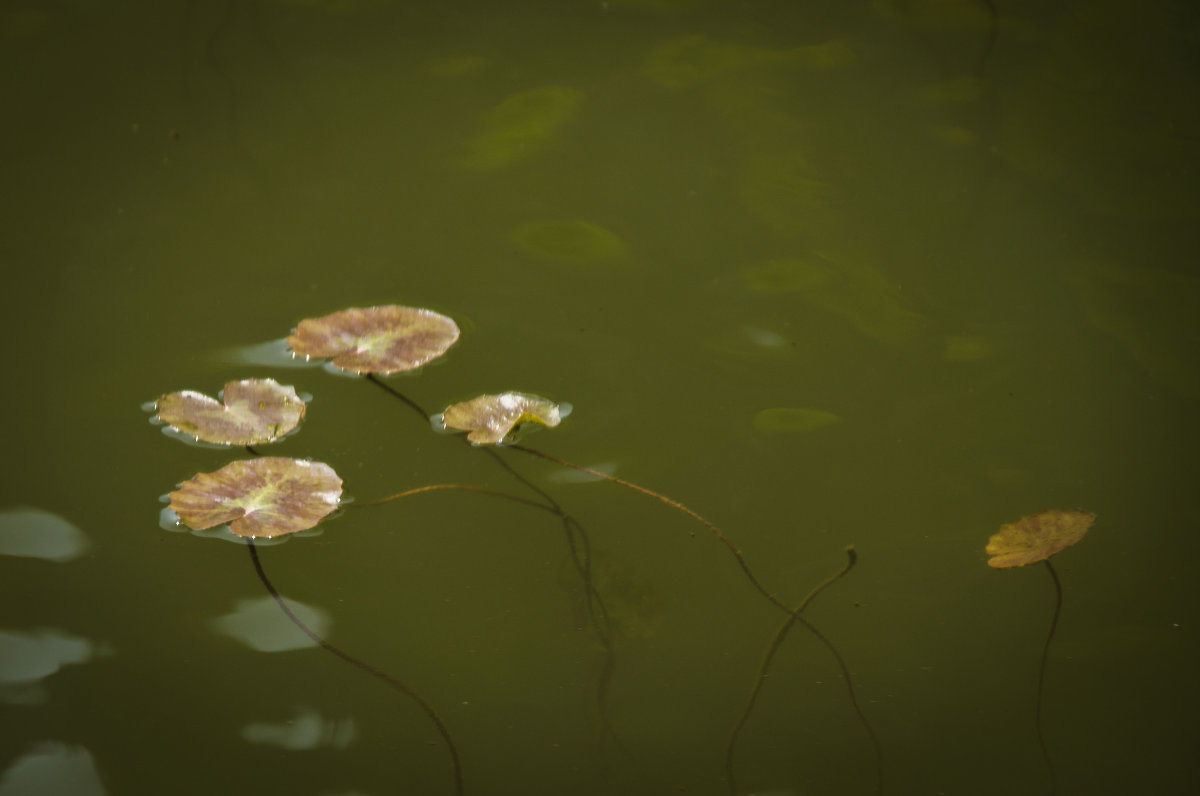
985 509 1095 568
437 392 567 445
155 379 306 446
286 305 460 375
169 458 343 538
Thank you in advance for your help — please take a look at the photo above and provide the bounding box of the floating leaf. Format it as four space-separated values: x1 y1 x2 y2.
169 458 343 538
286 305 460 375
986 509 1095 569
437 392 567 445
154 379 306 446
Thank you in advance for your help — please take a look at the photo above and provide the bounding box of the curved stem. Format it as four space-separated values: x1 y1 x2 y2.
365 384 627 769
1038 559 1062 793
726 547 860 794
246 540 463 795
482 447 624 760
509 446 792 615
358 483 554 514
509 445 881 788
366 372 430 421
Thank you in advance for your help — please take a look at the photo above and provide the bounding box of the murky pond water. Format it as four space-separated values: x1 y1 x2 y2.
1 1 1197 794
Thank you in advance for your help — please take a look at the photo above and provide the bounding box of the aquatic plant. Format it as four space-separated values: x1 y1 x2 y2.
986 508 1096 793
148 303 877 794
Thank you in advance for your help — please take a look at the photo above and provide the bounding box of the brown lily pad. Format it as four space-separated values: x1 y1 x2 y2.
169 458 343 538
438 392 567 445
986 509 1095 568
286 305 460 375
155 379 306 446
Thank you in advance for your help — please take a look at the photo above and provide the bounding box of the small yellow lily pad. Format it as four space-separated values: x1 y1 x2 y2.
438 392 567 445
986 509 1095 569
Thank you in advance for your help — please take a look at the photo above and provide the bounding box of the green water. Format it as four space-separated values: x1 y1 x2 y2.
1 1 1197 794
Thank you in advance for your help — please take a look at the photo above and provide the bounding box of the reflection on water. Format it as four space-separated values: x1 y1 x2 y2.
0 628 107 705
0 742 107 796
0 507 89 563
241 705 357 750
211 595 330 653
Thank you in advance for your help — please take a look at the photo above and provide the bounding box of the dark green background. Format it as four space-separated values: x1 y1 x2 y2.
1 1 1197 794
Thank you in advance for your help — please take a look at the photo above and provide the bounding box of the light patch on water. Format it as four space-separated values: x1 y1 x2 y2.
212 596 331 653
212 338 323 369
741 325 788 348
242 706 356 751
0 628 107 705
156 504 323 546
0 507 89 563
0 742 107 796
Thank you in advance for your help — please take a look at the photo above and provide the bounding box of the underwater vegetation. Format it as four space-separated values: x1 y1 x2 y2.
508 219 629 265
458 85 584 171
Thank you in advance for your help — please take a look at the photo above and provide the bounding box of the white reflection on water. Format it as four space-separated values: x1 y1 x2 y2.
212 337 321 369
211 595 330 652
0 507 89 563
157 505 323 546
0 742 106 796
242 705 356 750
0 628 107 705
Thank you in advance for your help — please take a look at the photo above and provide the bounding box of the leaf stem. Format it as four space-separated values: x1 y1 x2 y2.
246 539 463 795
1038 558 1062 793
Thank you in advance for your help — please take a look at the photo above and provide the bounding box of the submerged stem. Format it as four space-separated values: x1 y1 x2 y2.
508 444 881 789
1038 558 1062 793
246 540 463 796
510 445 805 618
365 372 430 421
726 547 861 795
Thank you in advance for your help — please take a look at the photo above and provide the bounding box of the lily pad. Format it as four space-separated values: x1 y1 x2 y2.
437 392 568 445
169 458 343 538
154 379 306 446
986 509 1095 568
286 305 460 375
